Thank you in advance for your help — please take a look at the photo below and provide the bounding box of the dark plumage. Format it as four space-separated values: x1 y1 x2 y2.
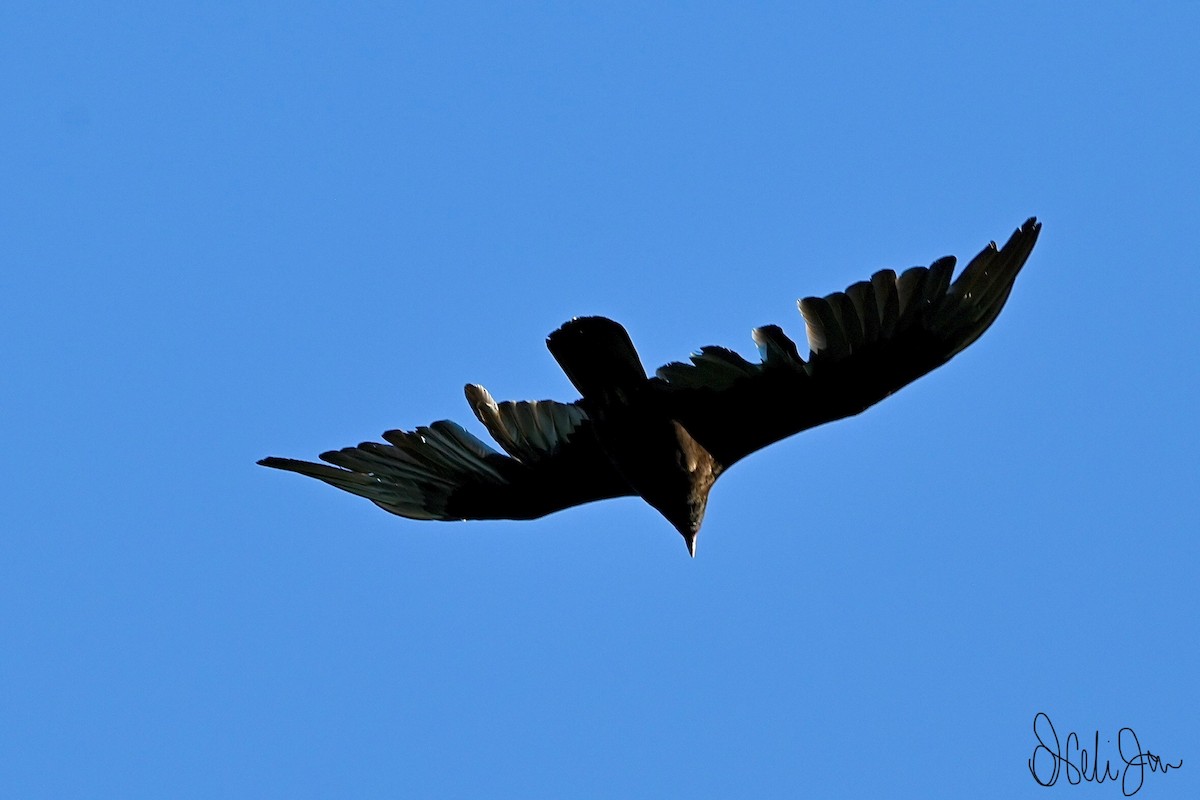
260 218 1041 555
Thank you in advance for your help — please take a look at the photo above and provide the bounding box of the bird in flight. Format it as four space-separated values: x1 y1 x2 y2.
260 218 1040 556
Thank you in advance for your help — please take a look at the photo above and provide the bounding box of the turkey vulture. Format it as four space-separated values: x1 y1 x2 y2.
260 217 1040 556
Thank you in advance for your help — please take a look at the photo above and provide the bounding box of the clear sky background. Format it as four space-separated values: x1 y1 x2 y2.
3 2 1197 798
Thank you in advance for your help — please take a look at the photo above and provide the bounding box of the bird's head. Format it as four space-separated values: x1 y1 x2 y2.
642 481 708 557
648 455 710 556
670 506 704 558
662 420 718 558
643 474 705 556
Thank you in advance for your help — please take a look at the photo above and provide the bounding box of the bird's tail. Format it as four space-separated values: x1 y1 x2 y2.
546 316 647 402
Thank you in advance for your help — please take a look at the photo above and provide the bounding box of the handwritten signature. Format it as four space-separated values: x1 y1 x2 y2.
1028 712 1182 796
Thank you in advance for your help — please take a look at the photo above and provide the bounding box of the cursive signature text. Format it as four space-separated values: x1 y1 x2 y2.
1028 712 1182 796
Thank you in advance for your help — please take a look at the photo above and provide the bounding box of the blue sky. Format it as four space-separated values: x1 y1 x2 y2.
3 2 1197 797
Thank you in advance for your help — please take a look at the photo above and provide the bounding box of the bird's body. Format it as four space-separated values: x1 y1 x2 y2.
260 218 1041 555
547 315 722 554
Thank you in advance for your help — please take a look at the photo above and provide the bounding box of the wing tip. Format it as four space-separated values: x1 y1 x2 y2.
1016 215 1042 243
258 456 291 469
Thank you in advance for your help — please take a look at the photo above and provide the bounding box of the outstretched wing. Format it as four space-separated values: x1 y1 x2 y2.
259 385 633 521
654 217 1041 466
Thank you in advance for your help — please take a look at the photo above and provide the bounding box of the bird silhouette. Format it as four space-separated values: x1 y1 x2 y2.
260 217 1041 556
